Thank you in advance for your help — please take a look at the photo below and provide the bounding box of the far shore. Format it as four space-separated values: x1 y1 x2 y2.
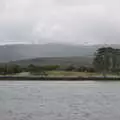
0 76 120 81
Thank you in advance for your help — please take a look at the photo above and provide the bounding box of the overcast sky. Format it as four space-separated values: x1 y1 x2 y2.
0 0 120 45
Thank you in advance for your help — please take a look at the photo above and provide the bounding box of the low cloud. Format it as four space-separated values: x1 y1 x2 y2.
0 0 120 45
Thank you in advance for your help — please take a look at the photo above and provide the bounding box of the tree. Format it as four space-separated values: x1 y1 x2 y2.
65 65 75 71
112 49 120 69
27 64 48 76
93 47 112 77
76 66 87 72
0 66 5 75
27 64 39 73
42 65 60 71
93 47 120 77
12 65 22 74
3 64 8 75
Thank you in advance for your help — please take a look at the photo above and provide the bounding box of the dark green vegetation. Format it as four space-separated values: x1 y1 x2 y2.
93 47 120 77
0 45 120 79
0 64 95 76
0 64 22 75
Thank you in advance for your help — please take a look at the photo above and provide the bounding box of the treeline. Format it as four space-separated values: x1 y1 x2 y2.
0 64 95 75
64 65 95 72
1 46 119 77
0 64 22 75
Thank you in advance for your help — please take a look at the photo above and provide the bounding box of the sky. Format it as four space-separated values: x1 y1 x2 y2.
0 0 120 45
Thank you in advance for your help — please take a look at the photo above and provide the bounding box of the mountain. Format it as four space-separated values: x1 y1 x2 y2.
0 43 119 63
10 56 93 66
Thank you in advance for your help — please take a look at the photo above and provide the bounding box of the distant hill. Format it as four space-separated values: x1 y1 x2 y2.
10 56 93 66
0 43 96 62
0 43 119 63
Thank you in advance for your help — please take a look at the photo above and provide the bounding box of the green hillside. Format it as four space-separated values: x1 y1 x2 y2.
9 56 93 66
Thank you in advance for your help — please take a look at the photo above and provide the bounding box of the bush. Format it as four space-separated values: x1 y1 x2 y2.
76 66 87 72
86 67 95 72
0 64 22 75
76 66 95 72
65 65 75 71
42 65 60 71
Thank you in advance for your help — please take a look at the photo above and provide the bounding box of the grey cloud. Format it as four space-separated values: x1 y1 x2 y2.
0 0 120 45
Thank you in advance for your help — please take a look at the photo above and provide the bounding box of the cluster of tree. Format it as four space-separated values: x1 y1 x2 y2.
0 64 96 75
0 64 22 75
0 64 60 75
93 47 120 77
65 65 95 72
27 64 95 73
27 64 59 73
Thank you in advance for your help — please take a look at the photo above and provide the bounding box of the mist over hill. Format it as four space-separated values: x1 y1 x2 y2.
0 43 119 63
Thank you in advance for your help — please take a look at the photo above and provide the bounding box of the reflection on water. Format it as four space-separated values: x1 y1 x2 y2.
0 81 120 120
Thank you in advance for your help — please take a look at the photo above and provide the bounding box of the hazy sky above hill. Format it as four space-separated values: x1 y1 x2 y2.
0 0 120 45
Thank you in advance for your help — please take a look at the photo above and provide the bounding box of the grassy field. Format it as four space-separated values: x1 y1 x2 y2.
47 71 98 77
4 71 119 78
14 71 100 77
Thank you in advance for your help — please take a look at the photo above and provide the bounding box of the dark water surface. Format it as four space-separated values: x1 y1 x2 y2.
0 81 120 120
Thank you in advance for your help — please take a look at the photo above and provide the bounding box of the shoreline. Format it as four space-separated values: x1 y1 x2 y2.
0 76 120 81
